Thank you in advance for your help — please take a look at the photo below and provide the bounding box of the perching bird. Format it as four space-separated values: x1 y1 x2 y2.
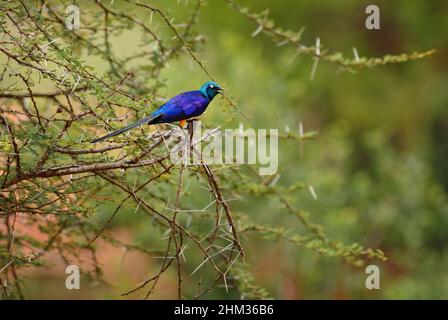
91 81 223 143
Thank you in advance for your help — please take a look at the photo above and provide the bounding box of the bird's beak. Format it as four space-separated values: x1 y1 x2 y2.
217 88 224 95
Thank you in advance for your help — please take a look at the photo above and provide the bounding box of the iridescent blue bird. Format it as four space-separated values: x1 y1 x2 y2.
91 81 223 143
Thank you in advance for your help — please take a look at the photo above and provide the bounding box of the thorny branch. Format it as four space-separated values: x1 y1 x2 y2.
0 0 422 299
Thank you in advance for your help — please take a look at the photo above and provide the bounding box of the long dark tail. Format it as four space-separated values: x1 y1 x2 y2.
91 114 161 143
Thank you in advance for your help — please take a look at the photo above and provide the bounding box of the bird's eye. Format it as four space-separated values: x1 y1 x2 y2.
209 84 214 88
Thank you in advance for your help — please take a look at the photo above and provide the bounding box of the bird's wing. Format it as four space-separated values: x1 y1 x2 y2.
182 101 203 116
153 91 207 121
91 114 162 143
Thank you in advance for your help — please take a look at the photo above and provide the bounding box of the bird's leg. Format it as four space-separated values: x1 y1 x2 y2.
186 120 196 164
187 119 200 139
187 120 194 137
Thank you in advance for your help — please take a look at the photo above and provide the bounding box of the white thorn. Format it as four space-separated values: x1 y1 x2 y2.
251 24 263 37
310 57 319 80
353 47 360 62
315 37 321 56
299 122 304 137
308 185 318 200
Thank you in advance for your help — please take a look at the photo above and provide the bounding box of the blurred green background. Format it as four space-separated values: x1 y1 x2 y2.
16 0 448 299
197 0 448 299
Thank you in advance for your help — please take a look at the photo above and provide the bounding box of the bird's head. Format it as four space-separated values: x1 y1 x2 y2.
200 81 223 100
